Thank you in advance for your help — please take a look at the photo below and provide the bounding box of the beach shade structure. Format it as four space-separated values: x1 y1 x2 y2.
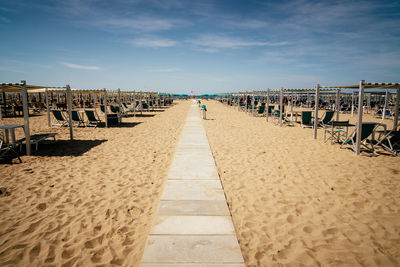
1 81 71 155
321 81 400 155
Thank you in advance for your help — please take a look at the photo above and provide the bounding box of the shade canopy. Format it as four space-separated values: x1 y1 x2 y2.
0 83 64 93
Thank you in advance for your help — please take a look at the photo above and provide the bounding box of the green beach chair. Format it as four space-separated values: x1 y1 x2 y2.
298 111 313 128
71 110 85 127
51 110 68 127
85 110 102 127
341 122 377 153
319 110 335 128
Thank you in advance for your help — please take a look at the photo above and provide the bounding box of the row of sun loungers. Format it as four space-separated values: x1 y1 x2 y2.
235 101 400 156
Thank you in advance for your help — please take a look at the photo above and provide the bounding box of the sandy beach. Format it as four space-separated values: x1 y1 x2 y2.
0 101 190 266
202 100 400 266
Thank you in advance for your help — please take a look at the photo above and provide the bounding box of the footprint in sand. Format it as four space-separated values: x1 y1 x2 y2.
37 203 47 211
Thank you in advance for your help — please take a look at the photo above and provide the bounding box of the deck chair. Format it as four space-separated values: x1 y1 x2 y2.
255 104 265 116
324 120 350 144
100 105 106 114
375 129 400 156
341 122 377 153
298 111 313 128
319 110 335 128
71 110 85 127
85 110 102 127
51 110 68 127
0 133 22 163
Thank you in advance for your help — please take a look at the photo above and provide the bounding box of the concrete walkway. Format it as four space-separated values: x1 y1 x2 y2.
140 102 245 266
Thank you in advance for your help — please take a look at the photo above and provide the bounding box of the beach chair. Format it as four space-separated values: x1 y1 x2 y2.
0 132 22 163
324 120 350 144
85 110 102 127
318 110 335 128
51 110 68 127
17 133 57 152
298 111 313 128
100 105 106 114
255 104 265 116
341 122 377 154
375 129 400 156
71 110 85 127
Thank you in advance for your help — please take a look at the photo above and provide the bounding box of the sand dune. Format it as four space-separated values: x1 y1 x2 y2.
202 100 400 266
0 101 189 266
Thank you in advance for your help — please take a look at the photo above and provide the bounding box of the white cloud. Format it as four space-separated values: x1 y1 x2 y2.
188 34 290 50
127 37 177 47
0 16 10 23
147 67 180 72
224 19 269 29
60 62 101 70
101 17 182 32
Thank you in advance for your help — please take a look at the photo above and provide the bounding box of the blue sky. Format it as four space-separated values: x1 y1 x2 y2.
0 0 399 94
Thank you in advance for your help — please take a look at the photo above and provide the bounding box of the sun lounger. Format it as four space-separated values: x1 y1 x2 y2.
17 133 57 152
51 110 68 127
341 122 377 154
85 110 102 127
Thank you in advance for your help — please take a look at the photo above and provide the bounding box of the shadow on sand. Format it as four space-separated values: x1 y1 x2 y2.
21 139 107 157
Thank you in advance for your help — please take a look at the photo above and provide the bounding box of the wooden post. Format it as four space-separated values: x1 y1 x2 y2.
66 85 73 140
383 89 389 120
336 89 340 121
266 89 270 122
45 88 50 127
117 88 122 122
21 81 31 155
104 89 108 127
355 80 365 155
290 91 294 120
279 88 283 127
394 88 399 130
133 91 136 117
313 84 320 139
0 88 4 120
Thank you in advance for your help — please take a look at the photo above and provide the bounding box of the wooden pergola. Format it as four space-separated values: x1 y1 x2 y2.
321 81 400 155
0 81 73 155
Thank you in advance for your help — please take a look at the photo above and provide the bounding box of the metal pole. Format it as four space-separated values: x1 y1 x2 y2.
336 89 340 121
21 80 31 155
66 85 73 140
45 88 50 127
104 89 108 127
383 89 389 120
394 88 399 130
355 80 365 155
266 89 270 122
313 84 320 139
351 92 355 117
279 88 283 127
